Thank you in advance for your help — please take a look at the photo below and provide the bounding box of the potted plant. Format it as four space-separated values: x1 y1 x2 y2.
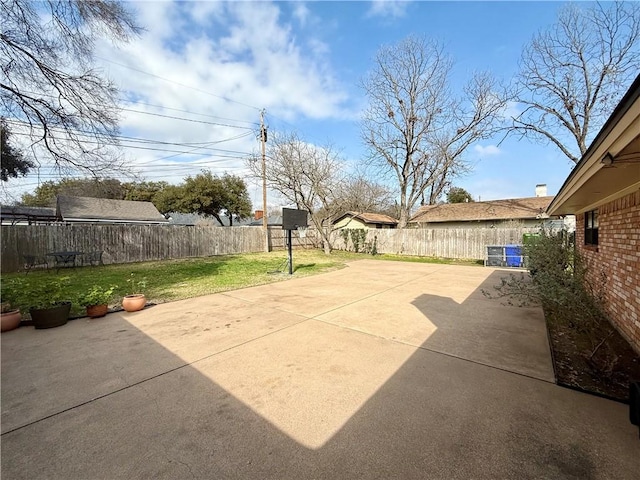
122 273 147 312
1 302 22 332
21 277 73 329
1 279 22 332
1 278 23 332
78 285 116 318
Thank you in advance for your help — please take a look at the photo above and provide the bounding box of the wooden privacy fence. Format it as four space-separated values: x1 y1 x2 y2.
267 225 319 250
331 227 540 259
1 224 538 273
1 224 266 273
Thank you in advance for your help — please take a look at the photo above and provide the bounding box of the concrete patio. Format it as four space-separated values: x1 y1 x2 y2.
1 260 638 479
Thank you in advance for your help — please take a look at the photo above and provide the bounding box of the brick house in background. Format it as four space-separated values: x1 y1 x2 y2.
548 74 640 353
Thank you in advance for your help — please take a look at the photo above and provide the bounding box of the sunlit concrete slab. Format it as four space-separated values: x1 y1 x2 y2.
189 319 420 449
224 260 445 318
316 264 554 381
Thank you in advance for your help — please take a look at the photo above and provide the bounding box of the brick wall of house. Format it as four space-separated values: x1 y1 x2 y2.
576 190 640 353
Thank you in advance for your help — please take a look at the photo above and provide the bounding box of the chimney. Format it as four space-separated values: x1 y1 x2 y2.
535 184 547 197
254 210 264 220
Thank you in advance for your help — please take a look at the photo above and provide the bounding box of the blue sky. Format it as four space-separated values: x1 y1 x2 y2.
5 1 598 207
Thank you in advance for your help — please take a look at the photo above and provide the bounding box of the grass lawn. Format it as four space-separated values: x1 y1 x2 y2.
2 249 483 318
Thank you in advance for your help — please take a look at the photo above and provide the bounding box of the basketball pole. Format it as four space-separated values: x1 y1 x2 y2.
287 228 293 275
260 109 269 252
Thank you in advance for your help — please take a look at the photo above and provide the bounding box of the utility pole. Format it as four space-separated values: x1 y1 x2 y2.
260 109 269 252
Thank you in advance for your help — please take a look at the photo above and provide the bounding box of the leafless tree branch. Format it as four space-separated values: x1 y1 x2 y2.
248 132 347 254
511 2 640 164
0 0 141 176
360 36 510 227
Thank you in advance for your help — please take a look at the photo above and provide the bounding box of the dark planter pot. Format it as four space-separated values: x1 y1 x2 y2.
86 304 108 318
30 302 71 329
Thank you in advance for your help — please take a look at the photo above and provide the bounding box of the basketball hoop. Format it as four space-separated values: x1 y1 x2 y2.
297 226 307 238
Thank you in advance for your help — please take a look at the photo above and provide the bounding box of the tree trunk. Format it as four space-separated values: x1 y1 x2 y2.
397 209 409 229
323 238 331 255
322 226 333 255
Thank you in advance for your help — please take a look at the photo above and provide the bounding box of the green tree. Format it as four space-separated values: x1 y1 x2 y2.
123 181 170 203
20 178 125 206
219 174 252 226
446 187 474 204
1 118 34 181
168 171 252 226
152 184 183 215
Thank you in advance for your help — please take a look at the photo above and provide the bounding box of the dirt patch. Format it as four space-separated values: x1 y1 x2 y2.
545 308 640 402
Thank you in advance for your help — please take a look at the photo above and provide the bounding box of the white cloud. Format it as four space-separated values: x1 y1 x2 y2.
83 0 353 188
293 2 311 27
473 145 502 156
367 0 410 19
501 100 521 119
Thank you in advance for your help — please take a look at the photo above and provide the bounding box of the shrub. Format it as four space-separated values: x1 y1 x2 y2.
11 277 73 310
485 227 615 368
78 285 117 307
126 273 147 295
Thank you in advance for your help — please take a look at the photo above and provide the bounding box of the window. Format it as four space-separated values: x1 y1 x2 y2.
584 210 598 245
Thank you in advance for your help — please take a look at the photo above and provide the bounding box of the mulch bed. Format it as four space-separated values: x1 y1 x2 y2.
545 308 640 403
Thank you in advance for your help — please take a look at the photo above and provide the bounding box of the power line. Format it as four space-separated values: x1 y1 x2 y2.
120 98 259 126
9 131 251 158
12 90 259 130
120 107 256 129
97 56 262 111
6 121 255 157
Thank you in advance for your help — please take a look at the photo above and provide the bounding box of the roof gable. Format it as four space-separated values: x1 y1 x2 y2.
409 197 553 223
56 196 168 223
334 211 398 225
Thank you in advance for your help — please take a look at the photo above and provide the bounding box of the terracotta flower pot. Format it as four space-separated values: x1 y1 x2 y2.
122 294 146 312
1 309 22 332
86 304 109 318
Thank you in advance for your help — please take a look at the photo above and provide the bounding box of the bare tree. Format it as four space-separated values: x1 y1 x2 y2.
512 2 640 164
249 132 345 254
361 36 509 228
1 0 140 174
334 175 395 216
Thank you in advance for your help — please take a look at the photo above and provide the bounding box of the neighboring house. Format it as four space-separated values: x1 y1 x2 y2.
0 206 57 225
248 210 283 227
56 196 168 224
409 189 554 229
248 216 282 227
165 212 199 225
166 212 254 226
333 212 398 230
547 74 640 353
